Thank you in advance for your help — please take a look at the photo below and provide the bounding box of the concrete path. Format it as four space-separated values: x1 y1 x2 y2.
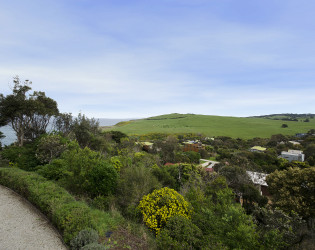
0 185 67 250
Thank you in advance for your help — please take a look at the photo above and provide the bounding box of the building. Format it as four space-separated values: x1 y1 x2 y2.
280 149 305 162
246 171 269 196
295 133 307 138
249 146 267 153
288 141 301 145
137 141 154 151
183 140 204 152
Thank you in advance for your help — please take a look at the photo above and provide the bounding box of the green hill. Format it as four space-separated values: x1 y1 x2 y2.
102 113 315 139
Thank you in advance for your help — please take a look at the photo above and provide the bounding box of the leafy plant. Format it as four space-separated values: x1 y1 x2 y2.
138 187 192 234
70 228 99 250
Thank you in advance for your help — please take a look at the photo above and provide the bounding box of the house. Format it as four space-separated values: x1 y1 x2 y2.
249 146 267 153
246 171 269 196
137 142 154 151
288 141 301 145
280 149 305 162
200 159 219 173
295 133 307 138
183 140 205 152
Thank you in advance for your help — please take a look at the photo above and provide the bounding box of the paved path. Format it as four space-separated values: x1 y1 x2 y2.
0 185 67 250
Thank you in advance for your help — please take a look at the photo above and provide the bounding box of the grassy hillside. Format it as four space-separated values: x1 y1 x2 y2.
102 113 315 139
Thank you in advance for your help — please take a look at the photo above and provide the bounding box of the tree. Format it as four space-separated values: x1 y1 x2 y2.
266 167 315 219
53 112 74 137
71 113 100 148
0 76 59 146
35 134 68 164
253 206 305 249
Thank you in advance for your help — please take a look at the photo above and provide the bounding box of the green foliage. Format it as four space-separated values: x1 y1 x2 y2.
186 176 261 249
0 76 59 146
240 184 268 213
1 143 40 170
53 112 74 137
156 215 202 250
153 163 201 191
151 164 177 189
0 168 92 244
103 130 128 143
267 167 315 219
84 161 118 198
253 206 305 249
70 228 99 250
72 113 100 149
0 167 124 245
53 202 93 243
37 145 118 197
175 150 201 164
91 195 116 211
36 134 68 164
116 164 161 219
138 187 192 234
110 156 122 172
153 135 181 164
36 158 70 180
304 143 315 159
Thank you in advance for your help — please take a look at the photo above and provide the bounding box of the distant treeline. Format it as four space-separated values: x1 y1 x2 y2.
251 113 315 121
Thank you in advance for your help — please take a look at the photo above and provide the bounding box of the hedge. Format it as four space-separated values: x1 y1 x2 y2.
0 167 119 244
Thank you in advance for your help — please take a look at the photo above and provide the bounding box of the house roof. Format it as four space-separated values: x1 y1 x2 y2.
250 146 267 151
246 171 268 186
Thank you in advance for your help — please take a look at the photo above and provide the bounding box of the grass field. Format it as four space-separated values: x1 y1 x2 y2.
102 113 315 139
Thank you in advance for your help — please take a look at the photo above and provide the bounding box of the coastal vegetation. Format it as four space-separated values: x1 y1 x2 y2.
1 79 315 249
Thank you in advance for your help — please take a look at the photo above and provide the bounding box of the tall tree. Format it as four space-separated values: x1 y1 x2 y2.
266 167 315 219
0 76 59 146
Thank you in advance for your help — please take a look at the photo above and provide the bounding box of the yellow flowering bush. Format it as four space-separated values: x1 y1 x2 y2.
138 187 192 234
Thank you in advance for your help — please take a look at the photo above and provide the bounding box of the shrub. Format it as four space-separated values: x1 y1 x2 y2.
37 146 118 198
36 158 69 181
53 202 93 243
1 143 40 170
70 228 99 250
138 187 192 234
116 165 161 219
156 215 202 249
36 134 68 164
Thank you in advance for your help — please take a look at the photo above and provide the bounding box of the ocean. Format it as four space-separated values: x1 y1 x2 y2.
0 118 133 146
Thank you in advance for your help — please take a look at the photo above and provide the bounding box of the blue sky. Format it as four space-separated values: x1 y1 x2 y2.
1 0 315 118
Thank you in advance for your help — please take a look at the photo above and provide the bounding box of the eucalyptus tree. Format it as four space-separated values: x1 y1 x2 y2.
0 76 59 146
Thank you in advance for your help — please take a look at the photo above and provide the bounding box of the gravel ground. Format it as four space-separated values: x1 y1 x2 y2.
0 185 67 250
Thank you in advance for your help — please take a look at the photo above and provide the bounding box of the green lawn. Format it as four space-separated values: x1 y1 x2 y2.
102 113 315 139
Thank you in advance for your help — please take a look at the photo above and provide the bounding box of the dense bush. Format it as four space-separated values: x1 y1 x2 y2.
116 164 161 219
35 134 68 164
37 146 118 198
156 215 202 249
1 143 40 170
138 187 192 234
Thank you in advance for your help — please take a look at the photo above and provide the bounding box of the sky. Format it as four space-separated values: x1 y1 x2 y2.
1 0 315 118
